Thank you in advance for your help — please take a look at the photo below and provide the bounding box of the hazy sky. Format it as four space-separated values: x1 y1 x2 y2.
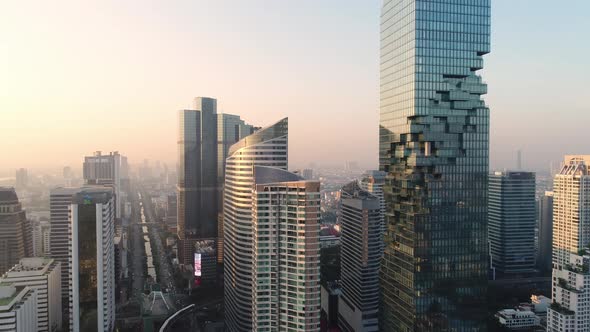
1 1 588 173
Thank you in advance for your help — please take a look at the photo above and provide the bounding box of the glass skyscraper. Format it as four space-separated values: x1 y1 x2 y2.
379 1 490 330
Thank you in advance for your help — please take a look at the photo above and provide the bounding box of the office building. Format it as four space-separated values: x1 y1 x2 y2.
379 0 490 329
496 308 539 330
83 151 123 219
0 257 62 332
224 118 288 332
32 220 51 257
359 170 386 237
177 97 218 240
177 100 257 266
537 191 553 274
15 168 28 190
488 171 536 276
0 187 27 275
338 181 382 332
251 166 321 331
547 156 590 331
68 188 115 332
0 284 37 332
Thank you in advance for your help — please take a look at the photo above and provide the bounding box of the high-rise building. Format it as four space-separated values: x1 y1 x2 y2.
546 156 590 331
0 258 62 332
537 191 553 274
32 220 51 257
224 118 288 332
379 0 490 330
359 170 387 238
251 166 321 331
0 284 37 332
68 188 115 332
338 181 382 332
177 97 218 240
15 168 28 190
488 171 536 277
0 187 27 275
83 151 123 219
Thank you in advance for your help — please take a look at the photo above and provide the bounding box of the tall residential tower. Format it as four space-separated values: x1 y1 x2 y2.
547 156 590 331
251 166 321 331
224 118 288 332
379 0 490 330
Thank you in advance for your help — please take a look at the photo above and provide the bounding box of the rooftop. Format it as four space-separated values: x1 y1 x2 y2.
0 187 18 203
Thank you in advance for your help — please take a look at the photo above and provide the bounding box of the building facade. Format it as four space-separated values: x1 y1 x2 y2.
251 166 321 331
0 258 62 332
0 188 27 276
488 171 536 277
537 191 553 275
338 181 382 332
547 156 590 331
68 188 116 332
224 118 288 332
83 151 123 219
0 284 37 332
32 220 51 257
379 0 490 330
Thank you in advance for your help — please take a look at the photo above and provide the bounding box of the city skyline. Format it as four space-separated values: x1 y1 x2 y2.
2 0 589 172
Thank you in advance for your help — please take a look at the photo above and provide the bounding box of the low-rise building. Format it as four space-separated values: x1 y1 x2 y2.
0 258 61 332
496 308 540 330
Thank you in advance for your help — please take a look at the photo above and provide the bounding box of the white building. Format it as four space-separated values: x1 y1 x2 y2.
0 258 61 332
223 118 288 332
547 156 590 332
32 220 51 257
83 151 122 219
251 166 321 331
496 308 540 330
68 188 116 332
0 284 37 332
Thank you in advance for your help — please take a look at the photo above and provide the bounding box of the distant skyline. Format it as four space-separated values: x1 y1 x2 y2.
1 0 589 173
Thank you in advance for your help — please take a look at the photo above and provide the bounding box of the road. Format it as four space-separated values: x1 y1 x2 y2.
137 186 181 309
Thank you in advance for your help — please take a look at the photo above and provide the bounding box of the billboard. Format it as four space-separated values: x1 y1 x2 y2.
194 253 202 277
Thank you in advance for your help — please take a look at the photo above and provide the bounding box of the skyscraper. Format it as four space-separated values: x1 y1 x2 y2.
0 187 27 275
15 168 28 190
359 170 387 238
547 156 590 331
177 98 258 267
224 118 288 332
177 97 218 241
251 166 321 331
379 1 490 330
488 171 536 277
338 181 382 332
0 258 62 332
83 151 123 219
68 188 115 332
537 191 553 274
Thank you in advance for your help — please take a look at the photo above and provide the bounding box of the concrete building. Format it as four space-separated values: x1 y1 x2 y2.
488 171 536 277
68 188 116 332
338 181 382 332
0 258 62 332
251 166 321 331
379 0 491 329
547 156 590 332
358 170 386 244
83 151 123 219
496 308 540 330
224 118 288 332
0 284 37 332
15 168 28 190
0 188 27 275
537 191 554 275
32 220 51 257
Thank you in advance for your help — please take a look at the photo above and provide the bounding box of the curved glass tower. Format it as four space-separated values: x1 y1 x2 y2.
380 0 490 330
223 118 288 332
